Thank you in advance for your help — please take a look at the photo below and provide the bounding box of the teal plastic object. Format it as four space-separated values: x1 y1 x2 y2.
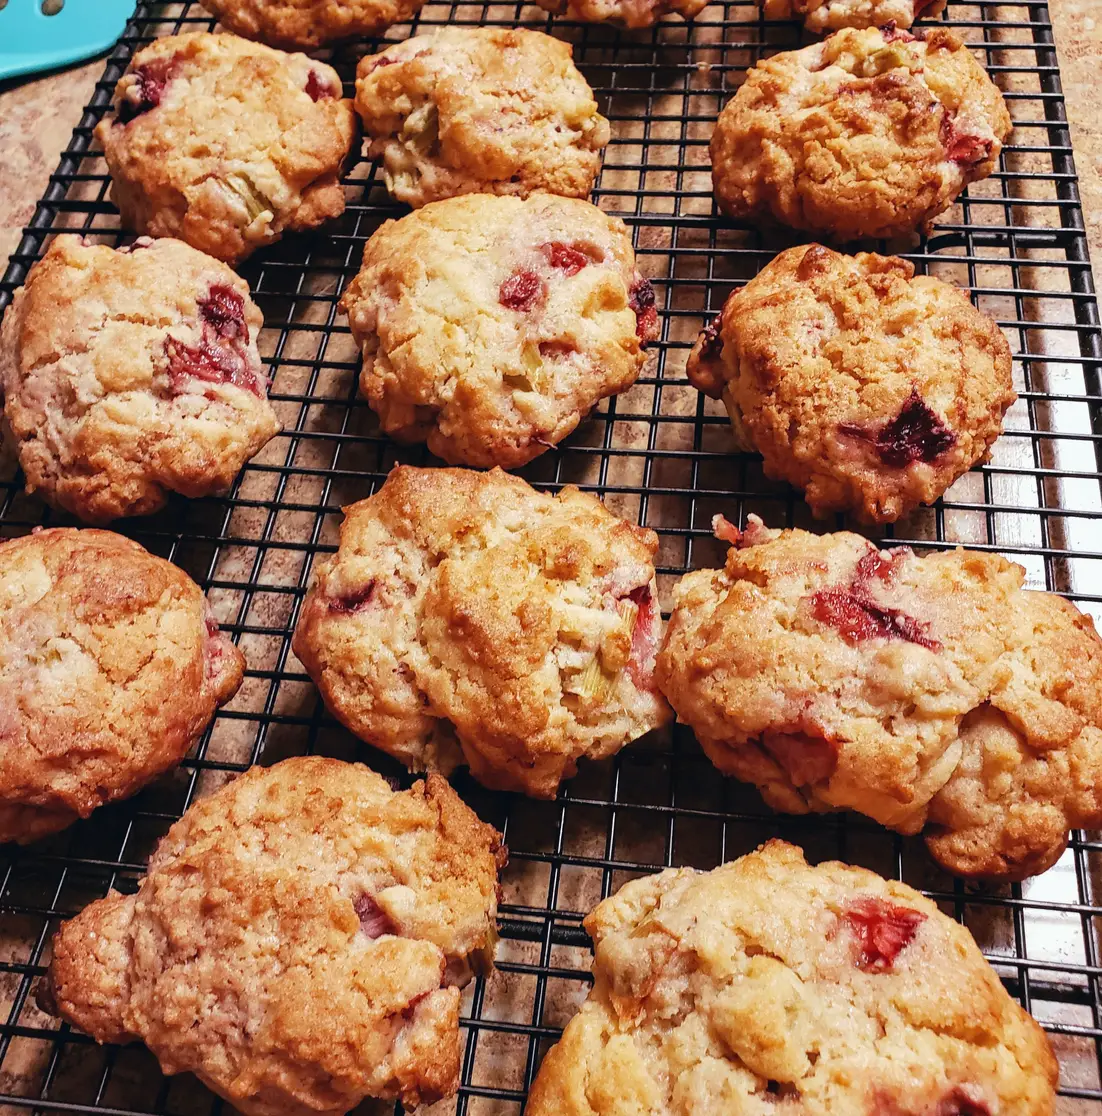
0 0 135 82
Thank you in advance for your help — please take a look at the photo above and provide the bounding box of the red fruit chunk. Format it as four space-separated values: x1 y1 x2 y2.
843 896 926 971
698 313 723 362
854 548 897 585
203 615 228 679
164 336 262 397
762 731 838 785
629 278 658 341
937 1089 990 1116
367 55 398 73
839 390 956 468
117 58 176 124
354 893 396 939
499 269 545 312
624 583 659 689
939 115 994 166
305 70 337 101
543 241 590 276
810 587 940 650
199 284 247 341
880 20 916 40
712 514 742 547
329 580 377 613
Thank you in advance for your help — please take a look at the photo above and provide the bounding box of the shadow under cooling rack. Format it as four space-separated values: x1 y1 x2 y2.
2 0 1102 1112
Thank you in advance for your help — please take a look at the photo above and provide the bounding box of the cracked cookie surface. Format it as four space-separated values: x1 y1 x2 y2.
687 244 1015 522
292 466 672 797
340 193 657 468
199 0 424 49
656 517 1102 880
0 528 242 843
94 32 356 264
710 26 1011 240
0 235 280 523
354 28 609 207
526 840 1057 1116
45 756 505 1116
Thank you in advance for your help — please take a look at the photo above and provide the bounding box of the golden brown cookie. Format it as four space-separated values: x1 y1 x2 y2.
710 26 1011 240
94 32 357 264
763 0 946 33
0 528 243 843
527 841 1057 1116
44 756 505 1116
339 193 658 468
354 28 609 208
199 0 424 49
534 0 708 28
0 235 281 524
686 244 1015 522
292 467 672 797
656 516 1102 880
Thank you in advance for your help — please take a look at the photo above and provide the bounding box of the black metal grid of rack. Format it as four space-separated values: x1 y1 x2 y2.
1 0 1101 1111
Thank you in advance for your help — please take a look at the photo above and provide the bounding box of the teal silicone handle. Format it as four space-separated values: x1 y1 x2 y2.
0 0 135 82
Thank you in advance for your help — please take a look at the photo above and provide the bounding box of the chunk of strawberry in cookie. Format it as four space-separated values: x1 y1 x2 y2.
809 587 939 650
499 270 545 312
117 58 176 124
543 242 589 275
839 390 957 468
842 896 926 971
940 115 995 166
629 278 659 342
624 584 660 690
353 893 398 938
199 285 247 341
328 581 377 614
305 70 338 101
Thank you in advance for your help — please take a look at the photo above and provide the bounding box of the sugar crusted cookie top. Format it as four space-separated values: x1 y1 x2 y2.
687 243 1015 522
0 235 280 523
340 193 657 468
94 32 356 264
292 466 672 797
46 756 505 1116
354 28 609 207
657 517 1102 880
710 26 1011 240
0 528 242 842
526 840 1057 1116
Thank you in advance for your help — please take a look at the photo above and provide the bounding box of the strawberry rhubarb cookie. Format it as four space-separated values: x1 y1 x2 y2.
339 193 658 468
0 235 280 523
534 0 708 29
657 516 1102 880
687 244 1015 522
763 0 945 34
710 26 1011 240
526 841 1057 1116
94 32 356 264
43 756 505 1116
354 28 609 207
292 467 671 797
200 0 425 50
0 528 243 844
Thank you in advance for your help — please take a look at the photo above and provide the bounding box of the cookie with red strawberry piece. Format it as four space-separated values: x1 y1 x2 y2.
0 235 280 523
43 756 505 1116
710 26 1011 240
534 0 707 29
526 840 1057 1116
763 0 946 34
354 28 608 208
339 193 657 468
199 0 425 49
94 32 356 264
656 516 1102 880
687 244 1015 522
0 528 243 844
292 466 671 797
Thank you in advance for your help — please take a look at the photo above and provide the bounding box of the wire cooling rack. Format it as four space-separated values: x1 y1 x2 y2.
1 0 1101 1112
